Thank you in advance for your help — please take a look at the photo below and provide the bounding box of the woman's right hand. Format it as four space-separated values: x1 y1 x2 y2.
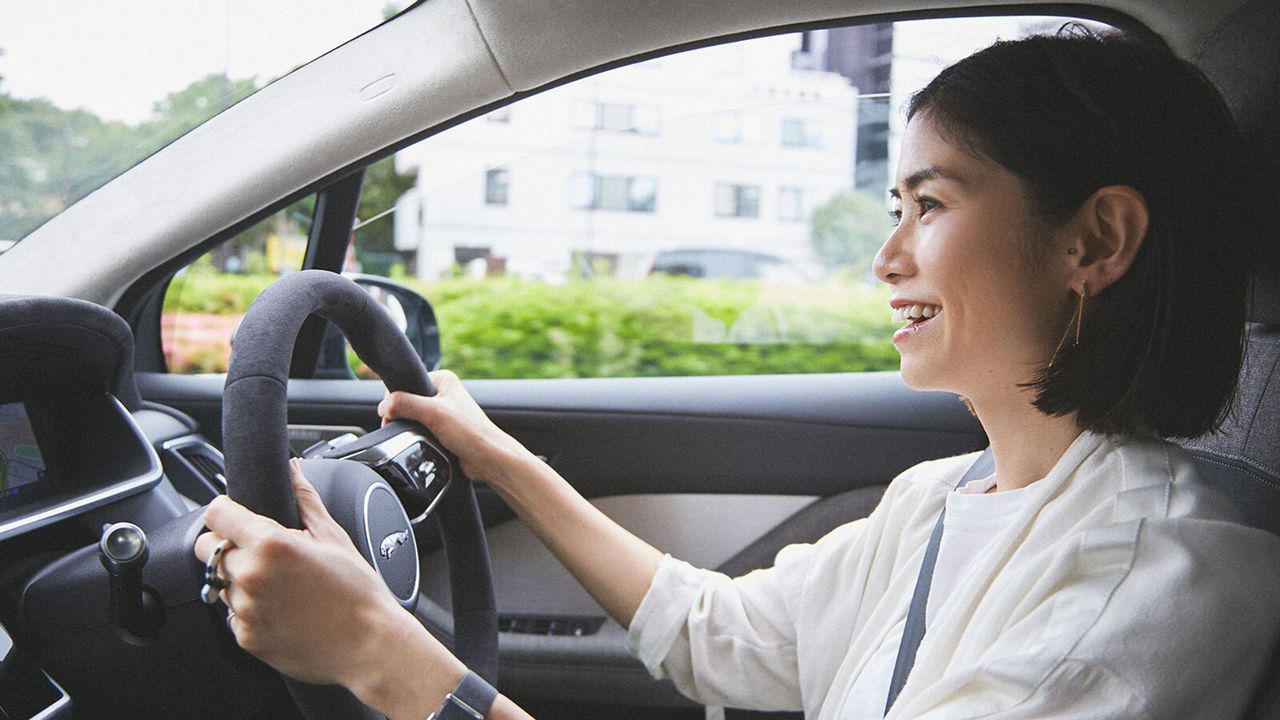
378 369 529 487
384 371 664 630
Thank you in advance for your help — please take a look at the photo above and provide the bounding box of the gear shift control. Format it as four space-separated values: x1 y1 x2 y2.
99 522 160 636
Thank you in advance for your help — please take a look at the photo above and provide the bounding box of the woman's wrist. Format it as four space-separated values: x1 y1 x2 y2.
343 599 467 720
471 434 541 491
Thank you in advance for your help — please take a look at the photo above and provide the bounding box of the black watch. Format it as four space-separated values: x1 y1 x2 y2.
427 671 497 720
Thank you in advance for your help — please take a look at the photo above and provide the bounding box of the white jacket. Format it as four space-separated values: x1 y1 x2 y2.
627 432 1280 719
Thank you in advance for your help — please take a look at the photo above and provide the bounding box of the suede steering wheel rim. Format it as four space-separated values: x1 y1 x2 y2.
220 269 497 718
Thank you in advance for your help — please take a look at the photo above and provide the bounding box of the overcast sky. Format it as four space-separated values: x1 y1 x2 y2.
0 0 399 124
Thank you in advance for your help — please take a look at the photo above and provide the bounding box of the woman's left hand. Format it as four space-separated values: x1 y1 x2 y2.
193 459 466 718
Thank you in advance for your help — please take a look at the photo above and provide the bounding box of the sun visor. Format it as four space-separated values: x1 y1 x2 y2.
0 295 142 411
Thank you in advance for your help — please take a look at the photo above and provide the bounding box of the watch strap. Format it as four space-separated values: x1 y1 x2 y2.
428 671 497 720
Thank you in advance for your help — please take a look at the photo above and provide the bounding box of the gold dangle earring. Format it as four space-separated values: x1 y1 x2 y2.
1048 281 1087 370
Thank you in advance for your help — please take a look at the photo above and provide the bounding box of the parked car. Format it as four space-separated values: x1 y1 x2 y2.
0 1 1276 719
648 248 814 282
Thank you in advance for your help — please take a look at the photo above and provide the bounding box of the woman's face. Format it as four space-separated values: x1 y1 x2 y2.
874 115 1074 401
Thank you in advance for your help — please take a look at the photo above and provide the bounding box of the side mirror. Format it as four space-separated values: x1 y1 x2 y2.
314 274 441 379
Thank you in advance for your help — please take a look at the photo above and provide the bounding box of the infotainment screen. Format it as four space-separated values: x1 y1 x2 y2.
0 402 47 495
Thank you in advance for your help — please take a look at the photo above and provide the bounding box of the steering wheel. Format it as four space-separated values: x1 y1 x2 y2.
220 269 497 718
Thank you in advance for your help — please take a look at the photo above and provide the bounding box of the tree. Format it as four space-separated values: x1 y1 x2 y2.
149 73 257 126
0 65 261 243
809 190 893 272
138 74 258 157
352 155 416 269
0 51 137 240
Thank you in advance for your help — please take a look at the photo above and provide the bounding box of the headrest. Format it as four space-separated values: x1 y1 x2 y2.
1192 0 1279 326
0 294 142 410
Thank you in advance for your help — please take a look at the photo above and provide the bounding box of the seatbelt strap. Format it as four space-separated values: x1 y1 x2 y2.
884 447 994 716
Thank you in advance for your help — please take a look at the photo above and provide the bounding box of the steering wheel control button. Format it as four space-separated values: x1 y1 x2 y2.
362 484 419 604
325 426 453 524
411 456 437 488
98 522 161 636
392 444 438 490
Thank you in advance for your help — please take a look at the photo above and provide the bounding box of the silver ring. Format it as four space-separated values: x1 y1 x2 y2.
200 538 234 605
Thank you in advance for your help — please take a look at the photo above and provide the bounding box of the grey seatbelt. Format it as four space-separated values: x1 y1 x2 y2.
884 447 994 716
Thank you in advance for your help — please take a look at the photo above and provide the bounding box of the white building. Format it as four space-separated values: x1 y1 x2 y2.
394 36 857 282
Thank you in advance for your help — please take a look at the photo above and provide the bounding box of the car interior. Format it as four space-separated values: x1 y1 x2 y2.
0 0 1277 718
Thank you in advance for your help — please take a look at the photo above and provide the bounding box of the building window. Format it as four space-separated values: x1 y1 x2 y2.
781 118 822 148
715 183 760 218
576 102 660 135
485 168 510 205
570 173 657 212
779 187 804 221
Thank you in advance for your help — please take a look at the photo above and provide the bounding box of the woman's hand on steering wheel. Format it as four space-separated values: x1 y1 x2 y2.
194 460 468 719
379 369 531 489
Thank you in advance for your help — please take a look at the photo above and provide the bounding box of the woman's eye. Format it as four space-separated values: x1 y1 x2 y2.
915 196 942 215
887 207 903 226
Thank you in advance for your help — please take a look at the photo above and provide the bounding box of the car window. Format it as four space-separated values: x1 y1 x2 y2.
163 15 1113 379
343 16 1110 380
161 196 315 373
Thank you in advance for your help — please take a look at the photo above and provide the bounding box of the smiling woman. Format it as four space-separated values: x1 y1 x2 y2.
898 31 1254 440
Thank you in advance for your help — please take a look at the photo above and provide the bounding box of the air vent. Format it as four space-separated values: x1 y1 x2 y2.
498 614 605 637
184 451 226 486
160 436 227 504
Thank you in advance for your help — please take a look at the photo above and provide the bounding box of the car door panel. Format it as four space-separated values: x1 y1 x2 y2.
137 372 984 492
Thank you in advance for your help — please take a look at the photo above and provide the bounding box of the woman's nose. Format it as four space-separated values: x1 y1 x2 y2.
873 225 912 284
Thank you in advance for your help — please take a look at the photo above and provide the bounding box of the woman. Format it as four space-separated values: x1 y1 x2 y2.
196 30 1280 719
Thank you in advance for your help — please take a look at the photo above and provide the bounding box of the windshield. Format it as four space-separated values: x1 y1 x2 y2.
0 0 414 248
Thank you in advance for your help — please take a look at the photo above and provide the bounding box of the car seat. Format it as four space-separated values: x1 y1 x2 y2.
1181 278 1280 718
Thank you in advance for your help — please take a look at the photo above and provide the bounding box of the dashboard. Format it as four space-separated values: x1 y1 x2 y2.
0 291 445 720
0 295 270 719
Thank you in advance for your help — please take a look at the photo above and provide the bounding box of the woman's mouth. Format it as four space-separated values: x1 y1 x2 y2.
891 303 941 342
891 303 941 325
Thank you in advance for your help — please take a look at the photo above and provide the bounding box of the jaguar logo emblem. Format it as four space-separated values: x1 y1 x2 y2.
379 529 409 559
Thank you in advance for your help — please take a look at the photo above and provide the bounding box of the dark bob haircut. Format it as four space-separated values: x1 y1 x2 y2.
908 29 1264 438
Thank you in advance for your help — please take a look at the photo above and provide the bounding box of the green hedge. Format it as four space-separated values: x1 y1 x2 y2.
164 266 276 315
165 271 901 378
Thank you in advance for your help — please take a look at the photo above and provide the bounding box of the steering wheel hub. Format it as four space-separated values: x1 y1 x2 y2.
296 459 420 607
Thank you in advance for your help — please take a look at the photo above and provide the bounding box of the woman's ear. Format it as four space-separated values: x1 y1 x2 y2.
1066 185 1149 293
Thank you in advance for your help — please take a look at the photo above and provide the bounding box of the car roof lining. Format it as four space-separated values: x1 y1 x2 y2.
0 0 1265 310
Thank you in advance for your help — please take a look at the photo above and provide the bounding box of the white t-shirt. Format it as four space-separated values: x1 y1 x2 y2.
627 432 1280 719
837 474 1029 719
